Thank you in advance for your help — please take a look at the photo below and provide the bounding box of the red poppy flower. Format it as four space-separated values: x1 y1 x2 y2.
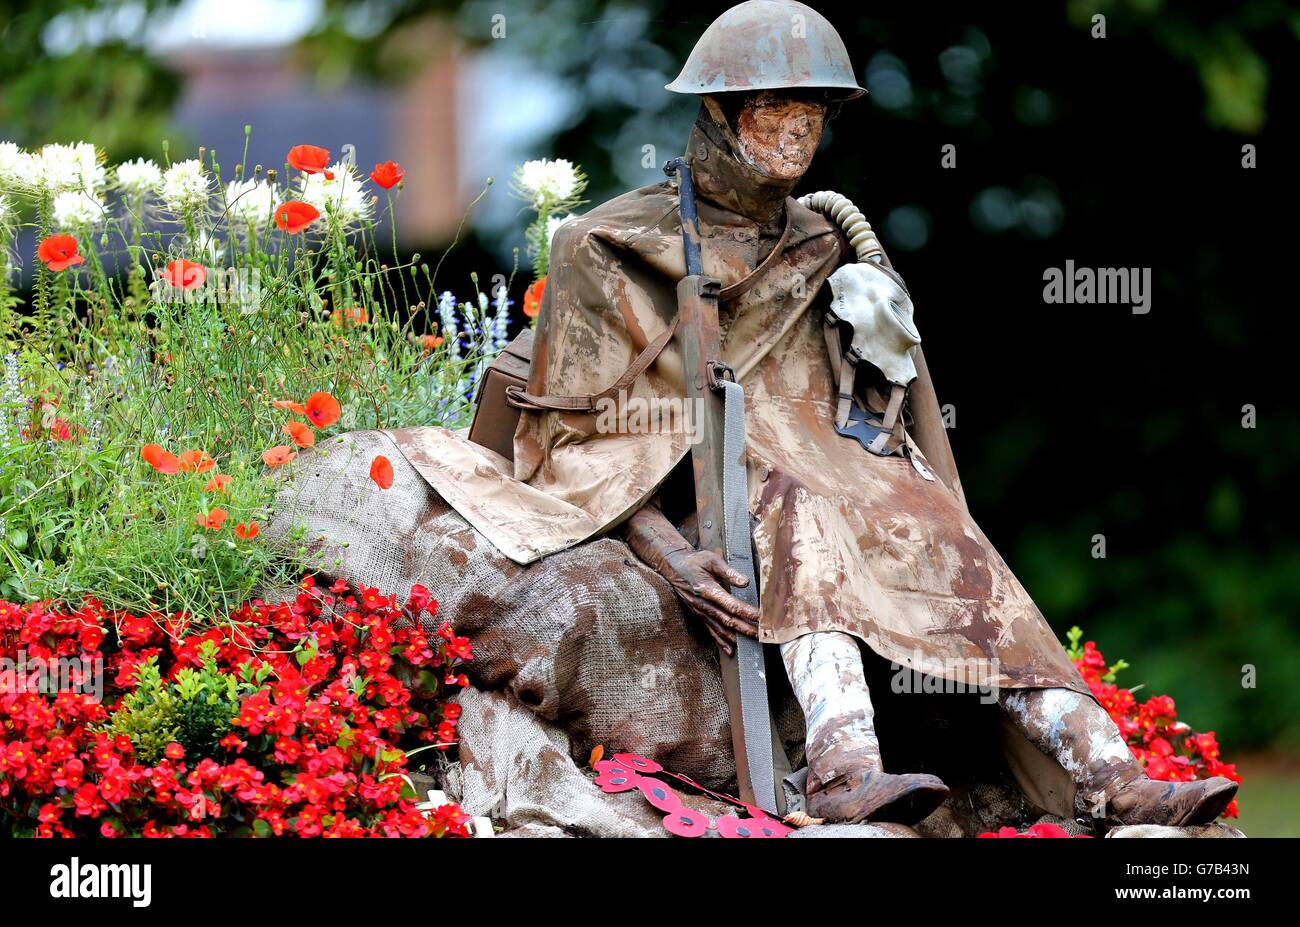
196 508 227 531
204 473 232 493
305 391 341 428
330 306 368 327
141 443 181 474
283 420 315 448
262 445 297 467
370 454 394 490
419 333 444 353
287 144 334 179
523 276 546 318
370 161 404 189
662 808 709 838
37 234 85 272
178 449 215 473
274 201 320 235
273 398 308 415
159 259 207 290
234 522 260 540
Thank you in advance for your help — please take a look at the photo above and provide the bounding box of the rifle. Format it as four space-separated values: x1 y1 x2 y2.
663 157 786 815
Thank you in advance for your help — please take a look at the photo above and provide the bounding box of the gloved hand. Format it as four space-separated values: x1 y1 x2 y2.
623 502 759 656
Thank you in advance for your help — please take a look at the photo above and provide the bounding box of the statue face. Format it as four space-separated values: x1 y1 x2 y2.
734 90 827 181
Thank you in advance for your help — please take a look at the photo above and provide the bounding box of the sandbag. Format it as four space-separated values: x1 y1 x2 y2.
268 429 802 789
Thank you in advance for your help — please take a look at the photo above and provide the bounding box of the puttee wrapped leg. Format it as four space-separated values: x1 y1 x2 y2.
1000 687 1237 827
781 631 948 825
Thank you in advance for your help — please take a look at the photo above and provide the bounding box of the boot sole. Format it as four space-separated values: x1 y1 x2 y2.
867 782 951 825
808 778 951 827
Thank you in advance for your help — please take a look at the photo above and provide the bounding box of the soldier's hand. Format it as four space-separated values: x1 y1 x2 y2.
658 546 760 657
623 501 760 655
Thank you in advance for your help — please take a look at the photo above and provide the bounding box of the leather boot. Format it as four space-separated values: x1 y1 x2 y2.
1099 775 1238 828
781 632 949 824
1002 687 1238 829
806 767 950 825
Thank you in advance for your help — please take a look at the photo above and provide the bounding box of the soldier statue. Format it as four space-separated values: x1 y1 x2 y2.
377 0 1236 829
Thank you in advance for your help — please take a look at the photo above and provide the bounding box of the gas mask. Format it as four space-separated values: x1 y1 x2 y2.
826 259 921 391
818 255 930 475
796 190 932 471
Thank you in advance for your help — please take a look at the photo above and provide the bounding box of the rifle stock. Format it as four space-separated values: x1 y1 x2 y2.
665 157 781 811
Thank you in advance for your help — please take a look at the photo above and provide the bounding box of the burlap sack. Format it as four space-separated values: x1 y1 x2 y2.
268 430 802 790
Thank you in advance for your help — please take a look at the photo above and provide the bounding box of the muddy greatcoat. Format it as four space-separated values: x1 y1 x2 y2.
389 111 1087 705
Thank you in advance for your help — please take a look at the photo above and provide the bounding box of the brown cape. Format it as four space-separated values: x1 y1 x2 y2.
388 115 1085 704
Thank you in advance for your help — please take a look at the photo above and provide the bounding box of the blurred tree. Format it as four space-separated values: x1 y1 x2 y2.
0 0 183 157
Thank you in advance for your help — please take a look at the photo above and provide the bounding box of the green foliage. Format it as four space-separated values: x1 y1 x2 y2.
0 136 502 629
0 1 186 157
102 643 240 764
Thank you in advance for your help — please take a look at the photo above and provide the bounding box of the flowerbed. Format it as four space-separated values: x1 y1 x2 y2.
0 575 472 837
1068 627 1240 818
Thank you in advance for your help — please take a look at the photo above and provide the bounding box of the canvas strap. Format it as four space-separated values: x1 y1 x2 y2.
718 377 782 815
504 317 681 413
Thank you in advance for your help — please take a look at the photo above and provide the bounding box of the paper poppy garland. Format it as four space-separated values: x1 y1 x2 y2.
593 753 792 838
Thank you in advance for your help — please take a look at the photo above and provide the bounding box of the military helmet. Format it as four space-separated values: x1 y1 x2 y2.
666 0 866 100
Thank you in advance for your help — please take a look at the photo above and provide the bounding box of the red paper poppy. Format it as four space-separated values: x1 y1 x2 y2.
37 235 85 272
141 443 180 474
594 764 641 793
262 445 297 467
234 522 260 540
305 391 341 428
370 161 405 189
718 815 790 838
662 808 709 838
287 144 333 179
274 201 320 235
613 753 663 773
523 276 546 319
159 259 207 290
177 449 215 473
283 420 315 448
370 454 394 490
196 508 227 531
636 778 683 813
204 473 232 493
